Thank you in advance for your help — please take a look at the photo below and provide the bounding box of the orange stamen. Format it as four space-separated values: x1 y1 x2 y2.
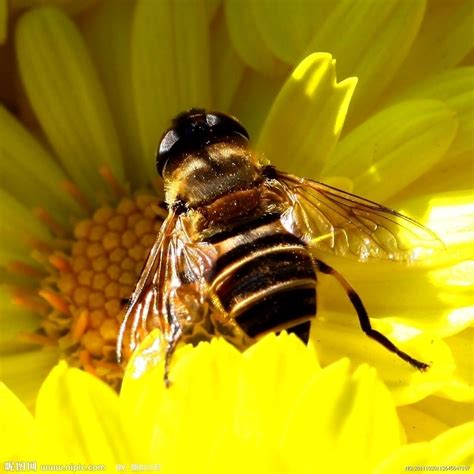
79 350 97 375
7 260 46 278
12 290 49 314
25 237 53 253
72 310 89 342
62 180 93 212
34 208 68 238
23 192 163 390
95 360 120 370
39 289 71 315
99 165 126 198
49 254 72 273
18 332 56 346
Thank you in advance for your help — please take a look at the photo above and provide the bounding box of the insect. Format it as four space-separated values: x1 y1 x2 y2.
117 109 443 385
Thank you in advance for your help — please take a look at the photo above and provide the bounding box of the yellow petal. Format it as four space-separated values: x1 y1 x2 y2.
281 362 402 473
36 362 136 464
430 421 474 465
132 0 211 174
0 188 51 269
251 0 329 65
439 327 474 401
0 347 58 411
323 100 458 202
460 46 474 66
343 365 402 468
11 0 97 16
0 383 37 461
81 0 146 187
240 332 320 445
0 287 41 353
0 0 6 43
204 0 220 23
318 215 474 338
396 67 474 159
398 395 474 443
225 0 287 77
398 402 451 444
122 334 317 467
323 175 354 193
311 311 455 405
16 6 124 200
230 68 283 140
394 149 473 199
121 336 241 467
304 0 426 129
348 270 473 338
210 8 245 111
123 333 403 472
318 247 472 340
0 105 83 223
396 190 474 263
257 53 357 177
389 0 474 96
375 422 474 472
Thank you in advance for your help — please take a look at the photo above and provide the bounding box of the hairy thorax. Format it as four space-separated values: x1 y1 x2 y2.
199 187 261 224
164 143 262 208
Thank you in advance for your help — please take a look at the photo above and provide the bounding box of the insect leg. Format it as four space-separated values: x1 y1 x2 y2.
163 300 183 388
163 315 182 388
315 259 429 371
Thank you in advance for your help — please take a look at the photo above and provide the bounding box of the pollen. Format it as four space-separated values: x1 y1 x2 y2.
32 194 166 391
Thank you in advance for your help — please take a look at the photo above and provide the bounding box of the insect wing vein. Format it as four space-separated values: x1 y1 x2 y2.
274 171 444 262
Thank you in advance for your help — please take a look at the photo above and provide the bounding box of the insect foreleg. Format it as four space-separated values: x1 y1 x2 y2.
314 259 429 371
162 297 183 388
163 317 182 388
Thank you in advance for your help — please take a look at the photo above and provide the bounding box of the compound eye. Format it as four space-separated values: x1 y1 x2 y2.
156 110 250 177
208 113 249 141
156 129 180 177
159 129 179 157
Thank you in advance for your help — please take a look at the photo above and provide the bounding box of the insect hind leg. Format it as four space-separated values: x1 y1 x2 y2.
315 259 429 371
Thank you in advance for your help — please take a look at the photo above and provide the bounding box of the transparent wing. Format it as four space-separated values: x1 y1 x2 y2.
116 210 217 362
271 170 444 262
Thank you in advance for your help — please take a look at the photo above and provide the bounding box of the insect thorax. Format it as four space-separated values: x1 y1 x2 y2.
163 142 263 209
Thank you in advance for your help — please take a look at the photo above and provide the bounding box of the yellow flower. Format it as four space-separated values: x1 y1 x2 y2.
0 0 472 467
2 333 473 471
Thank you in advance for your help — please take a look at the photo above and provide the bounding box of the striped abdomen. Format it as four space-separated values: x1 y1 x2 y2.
207 214 317 341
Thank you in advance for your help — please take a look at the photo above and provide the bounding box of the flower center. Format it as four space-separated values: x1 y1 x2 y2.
32 194 165 390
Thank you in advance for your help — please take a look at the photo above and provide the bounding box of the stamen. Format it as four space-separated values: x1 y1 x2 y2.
39 289 71 315
24 192 165 391
95 360 120 370
25 237 53 253
71 309 89 342
99 165 126 198
17 332 56 346
12 290 49 314
34 208 68 238
62 180 93 212
79 350 97 376
7 260 46 278
48 254 72 273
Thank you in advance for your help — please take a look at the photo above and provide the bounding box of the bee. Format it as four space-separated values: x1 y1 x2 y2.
117 108 443 384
